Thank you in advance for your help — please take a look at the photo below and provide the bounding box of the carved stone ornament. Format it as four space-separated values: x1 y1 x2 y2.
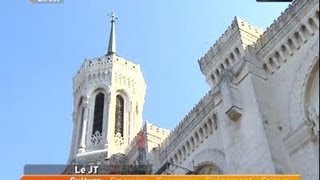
90 131 103 146
307 106 319 136
114 132 125 146
226 105 242 121
289 56 319 132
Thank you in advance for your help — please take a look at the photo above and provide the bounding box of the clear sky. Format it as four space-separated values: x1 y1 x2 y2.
0 0 289 179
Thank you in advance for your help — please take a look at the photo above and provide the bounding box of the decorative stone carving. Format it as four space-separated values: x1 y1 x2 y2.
289 56 319 131
114 132 125 146
225 106 242 121
307 106 319 136
90 131 103 146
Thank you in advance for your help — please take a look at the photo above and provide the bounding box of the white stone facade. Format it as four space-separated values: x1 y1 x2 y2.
68 0 319 179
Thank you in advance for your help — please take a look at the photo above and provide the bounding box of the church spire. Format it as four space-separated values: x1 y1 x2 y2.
107 12 118 55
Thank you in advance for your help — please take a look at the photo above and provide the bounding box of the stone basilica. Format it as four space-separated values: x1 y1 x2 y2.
67 0 319 179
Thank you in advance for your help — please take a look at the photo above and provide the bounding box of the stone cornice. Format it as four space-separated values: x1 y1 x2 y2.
73 55 142 91
254 0 317 59
199 17 263 75
200 32 240 75
159 89 220 158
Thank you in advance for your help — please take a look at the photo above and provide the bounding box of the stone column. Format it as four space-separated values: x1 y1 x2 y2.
69 111 78 160
78 99 90 153
104 91 111 150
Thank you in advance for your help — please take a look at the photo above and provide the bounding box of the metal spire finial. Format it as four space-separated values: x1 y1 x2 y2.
108 12 118 22
107 12 118 55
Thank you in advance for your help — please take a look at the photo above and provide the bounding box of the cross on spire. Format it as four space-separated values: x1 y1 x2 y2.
107 12 118 55
108 12 118 22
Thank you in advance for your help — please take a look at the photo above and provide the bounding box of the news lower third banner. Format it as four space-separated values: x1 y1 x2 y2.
21 175 300 180
22 165 301 180
24 164 153 175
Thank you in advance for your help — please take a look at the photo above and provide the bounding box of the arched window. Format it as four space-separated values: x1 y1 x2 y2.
182 146 186 160
294 32 303 44
230 53 235 62
235 48 241 57
186 141 191 155
199 128 204 142
178 150 182 163
190 137 195 151
204 124 209 138
174 154 178 164
115 95 124 136
92 93 105 135
225 58 230 67
195 164 223 174
215 69 220 76
220 64 225 70
263 63 269 74
210 74 215 84
195 133 200 146
288 39 295 50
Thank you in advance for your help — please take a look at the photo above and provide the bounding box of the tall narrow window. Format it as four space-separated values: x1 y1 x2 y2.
115 95 124 136
92 93 105 135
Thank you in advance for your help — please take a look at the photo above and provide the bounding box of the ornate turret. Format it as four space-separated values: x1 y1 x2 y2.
68 13 147 165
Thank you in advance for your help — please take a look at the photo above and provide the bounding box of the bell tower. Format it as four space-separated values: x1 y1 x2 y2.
68 13 147 164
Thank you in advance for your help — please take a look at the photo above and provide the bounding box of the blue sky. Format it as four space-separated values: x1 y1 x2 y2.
0 0 289 179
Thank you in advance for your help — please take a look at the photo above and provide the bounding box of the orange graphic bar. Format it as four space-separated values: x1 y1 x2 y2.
21 175 300 180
